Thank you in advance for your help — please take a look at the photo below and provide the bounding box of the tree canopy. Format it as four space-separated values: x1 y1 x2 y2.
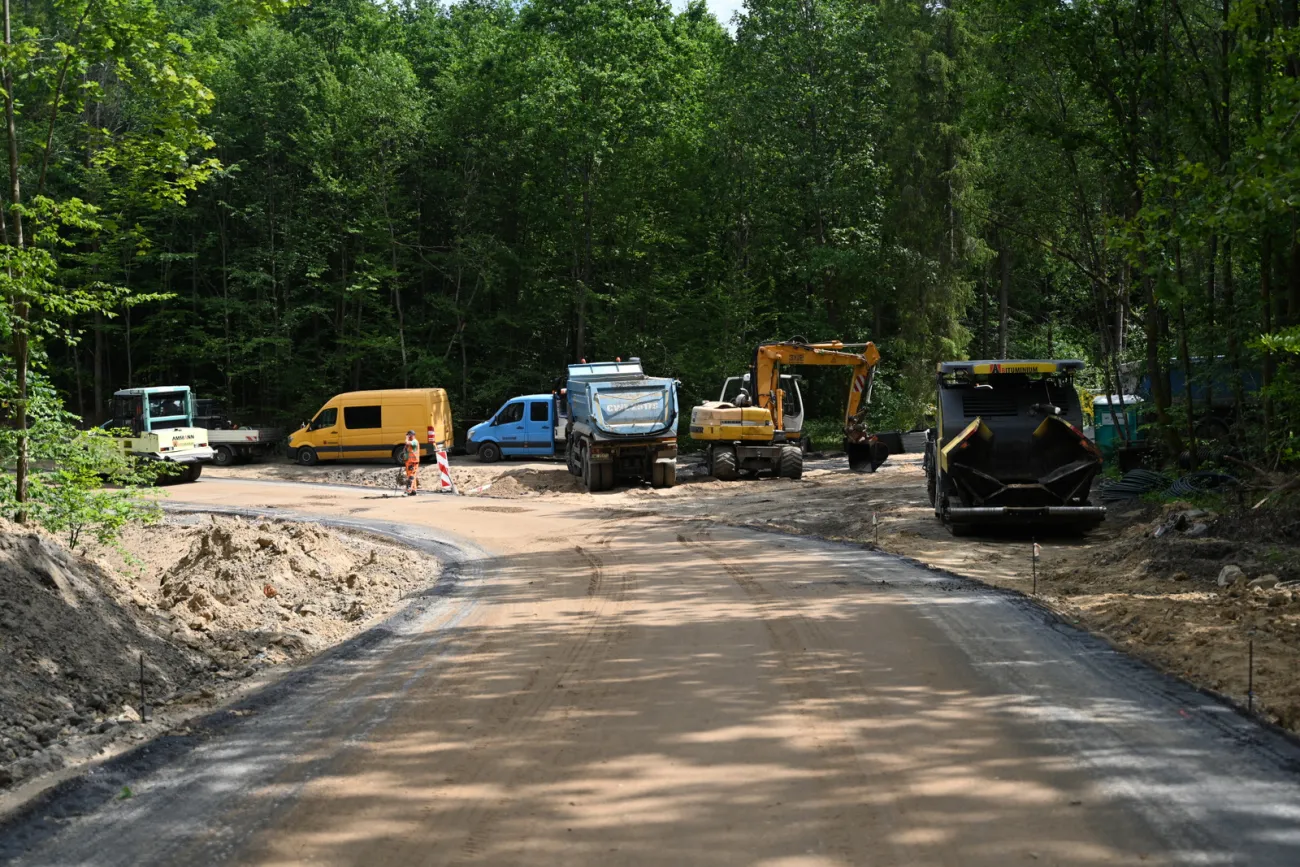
5 0 1300 489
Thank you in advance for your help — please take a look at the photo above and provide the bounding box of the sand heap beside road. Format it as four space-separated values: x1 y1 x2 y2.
0 515 440 795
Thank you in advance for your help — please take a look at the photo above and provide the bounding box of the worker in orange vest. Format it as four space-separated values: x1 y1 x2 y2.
403 430 421 496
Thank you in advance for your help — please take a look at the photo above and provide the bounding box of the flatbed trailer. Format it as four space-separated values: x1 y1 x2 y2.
208 428 285 466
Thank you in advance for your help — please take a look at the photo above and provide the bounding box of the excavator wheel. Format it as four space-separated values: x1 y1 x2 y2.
711 446 739 481
778 445 803 480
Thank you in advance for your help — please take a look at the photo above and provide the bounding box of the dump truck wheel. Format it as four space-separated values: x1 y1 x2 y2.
652 461 677 489
598 461 614 491
948 522 974 537
926 467 937 507
712 446 739 481
297 446 319 466
779 445 803 480
661 461 676 488
478 441 501 464
214 446 234 467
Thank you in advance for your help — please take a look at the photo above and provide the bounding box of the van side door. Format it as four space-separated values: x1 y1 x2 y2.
341 403 385 458
525 400 553 454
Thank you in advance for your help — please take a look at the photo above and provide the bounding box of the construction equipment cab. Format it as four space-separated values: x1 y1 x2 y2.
718 373 808 451
691 339 894 481
99 386 214 483
923 360 1106 535
288 388 454 466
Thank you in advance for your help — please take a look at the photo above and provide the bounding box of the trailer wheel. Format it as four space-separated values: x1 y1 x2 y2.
213 445 234 467
297 447 319 467
712 446 739 481
779 445 803 480
478 442 502 464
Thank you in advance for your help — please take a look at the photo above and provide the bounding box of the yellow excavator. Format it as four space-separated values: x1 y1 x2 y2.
690 339 894 480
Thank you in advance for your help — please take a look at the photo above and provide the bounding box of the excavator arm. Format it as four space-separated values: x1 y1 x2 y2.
751 340 881 427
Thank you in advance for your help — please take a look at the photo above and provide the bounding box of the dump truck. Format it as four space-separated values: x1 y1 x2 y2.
563 359 679 491
691 339 896 480
923 360 1106 535
98 386 214 483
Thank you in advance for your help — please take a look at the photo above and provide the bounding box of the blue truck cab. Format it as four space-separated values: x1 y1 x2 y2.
465 394 566 463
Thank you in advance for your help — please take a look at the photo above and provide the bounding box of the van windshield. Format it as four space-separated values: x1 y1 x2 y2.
309 407 337 431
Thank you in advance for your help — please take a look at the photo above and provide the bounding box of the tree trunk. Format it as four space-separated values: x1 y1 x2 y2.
4 0 29 520
93 309 105 422
998 241 1010 358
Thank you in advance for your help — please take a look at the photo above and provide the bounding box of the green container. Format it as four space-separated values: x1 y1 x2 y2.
1092 395 1144 457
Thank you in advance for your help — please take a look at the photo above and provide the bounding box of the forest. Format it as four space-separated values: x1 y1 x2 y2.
3 0 1300 509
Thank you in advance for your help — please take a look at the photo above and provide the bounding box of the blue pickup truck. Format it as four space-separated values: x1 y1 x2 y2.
465 394 566 462
466 358 679 492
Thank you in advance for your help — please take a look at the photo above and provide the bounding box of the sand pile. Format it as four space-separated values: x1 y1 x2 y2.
455 465 585 498
156 516 436 658
0 515 440 793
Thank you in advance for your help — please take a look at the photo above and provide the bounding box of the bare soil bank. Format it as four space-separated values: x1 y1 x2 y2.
0 514 439 799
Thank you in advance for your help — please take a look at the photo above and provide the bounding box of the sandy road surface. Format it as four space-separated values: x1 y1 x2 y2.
6 477 1300 866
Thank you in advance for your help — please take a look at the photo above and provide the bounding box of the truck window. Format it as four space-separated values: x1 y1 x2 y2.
498 402 524 424
309 407 338 431
344 405 382 429
529 401 550 422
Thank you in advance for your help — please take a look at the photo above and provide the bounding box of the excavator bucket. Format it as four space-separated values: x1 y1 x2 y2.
845 430 901 473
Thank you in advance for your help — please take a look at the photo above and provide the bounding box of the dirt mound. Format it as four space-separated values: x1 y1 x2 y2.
1 515 440 794
157 516 434 657
0 519 205 788
455 465 585 498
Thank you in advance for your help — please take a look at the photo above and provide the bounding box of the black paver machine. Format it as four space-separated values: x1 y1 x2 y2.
923 360 1107 535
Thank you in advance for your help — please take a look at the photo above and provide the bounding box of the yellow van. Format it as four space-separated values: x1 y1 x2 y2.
287 388 454 466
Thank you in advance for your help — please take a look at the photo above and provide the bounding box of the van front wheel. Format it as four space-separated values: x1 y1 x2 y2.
479 442 502 464
297 447 319 466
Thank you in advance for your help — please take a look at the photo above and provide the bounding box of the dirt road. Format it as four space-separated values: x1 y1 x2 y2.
5 476 1300 865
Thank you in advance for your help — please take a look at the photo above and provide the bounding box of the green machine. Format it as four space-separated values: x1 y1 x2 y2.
1091 394 1145 459
97 386 214 482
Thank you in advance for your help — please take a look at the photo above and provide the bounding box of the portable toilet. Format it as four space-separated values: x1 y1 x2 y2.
1092 394 1144 457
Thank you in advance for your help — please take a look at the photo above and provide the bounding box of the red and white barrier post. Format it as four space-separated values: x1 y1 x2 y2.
436 441 457 494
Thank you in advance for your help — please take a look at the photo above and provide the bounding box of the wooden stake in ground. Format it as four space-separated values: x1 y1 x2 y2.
1032 539 1041 595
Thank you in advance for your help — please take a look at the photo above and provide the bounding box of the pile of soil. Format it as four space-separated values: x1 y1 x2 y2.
454 465 585 498
0 515 439 794
0 519 205 788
